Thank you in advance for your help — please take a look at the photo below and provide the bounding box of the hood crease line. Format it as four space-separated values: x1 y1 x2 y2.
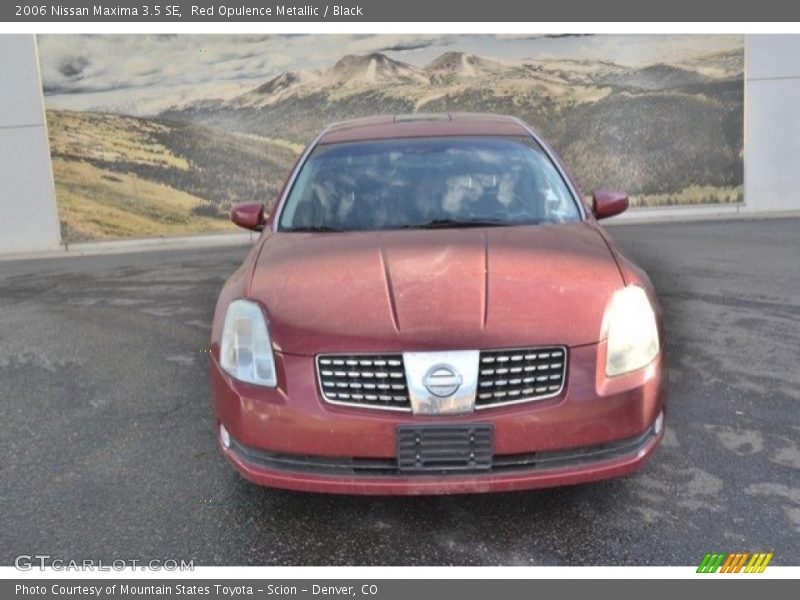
482 230 489 330
378 244 401 332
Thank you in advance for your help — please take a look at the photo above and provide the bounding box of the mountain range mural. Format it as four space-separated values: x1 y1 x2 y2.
37 34 744 242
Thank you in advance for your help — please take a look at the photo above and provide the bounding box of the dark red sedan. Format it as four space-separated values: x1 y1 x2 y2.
210 113 667 494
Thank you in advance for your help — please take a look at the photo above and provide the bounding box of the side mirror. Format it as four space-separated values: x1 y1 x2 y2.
592 190 629 220
230 202 265 231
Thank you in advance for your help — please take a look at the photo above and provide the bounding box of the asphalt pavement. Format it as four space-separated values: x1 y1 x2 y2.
1 217 799 566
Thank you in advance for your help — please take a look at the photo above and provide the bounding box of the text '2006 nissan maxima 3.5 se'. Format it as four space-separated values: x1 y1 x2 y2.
210 113 667 495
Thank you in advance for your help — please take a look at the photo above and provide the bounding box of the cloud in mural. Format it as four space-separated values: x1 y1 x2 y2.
38 35 453 101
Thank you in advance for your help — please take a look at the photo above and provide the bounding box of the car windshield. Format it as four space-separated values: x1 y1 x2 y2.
278 136 582 232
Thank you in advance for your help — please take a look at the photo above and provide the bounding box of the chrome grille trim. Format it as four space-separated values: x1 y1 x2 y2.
475 346 567 410
316 353 412 412
316 346 567 413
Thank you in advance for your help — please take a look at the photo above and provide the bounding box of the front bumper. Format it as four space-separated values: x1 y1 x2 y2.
210 343 667 495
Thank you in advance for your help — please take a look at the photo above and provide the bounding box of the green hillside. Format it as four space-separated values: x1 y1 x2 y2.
46 110 299 241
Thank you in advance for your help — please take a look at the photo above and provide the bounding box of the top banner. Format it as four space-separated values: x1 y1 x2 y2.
5 0 800 22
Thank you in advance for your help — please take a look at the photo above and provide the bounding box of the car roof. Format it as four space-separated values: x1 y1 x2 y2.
317 113 532 145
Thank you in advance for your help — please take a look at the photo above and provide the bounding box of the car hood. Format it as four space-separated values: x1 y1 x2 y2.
250 222 623 355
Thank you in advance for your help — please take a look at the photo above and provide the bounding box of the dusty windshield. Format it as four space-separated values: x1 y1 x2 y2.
278 136 581 232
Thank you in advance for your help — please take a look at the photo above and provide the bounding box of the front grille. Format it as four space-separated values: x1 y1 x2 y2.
317 354 411 410
476 346 567 408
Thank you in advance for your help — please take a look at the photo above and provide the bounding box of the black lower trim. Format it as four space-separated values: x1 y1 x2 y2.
228 425 657 478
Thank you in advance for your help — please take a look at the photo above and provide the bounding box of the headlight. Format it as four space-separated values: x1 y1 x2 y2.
220 299 277 387
605 286 659 377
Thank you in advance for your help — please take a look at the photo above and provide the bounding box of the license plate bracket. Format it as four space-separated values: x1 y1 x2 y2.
396 424 493 473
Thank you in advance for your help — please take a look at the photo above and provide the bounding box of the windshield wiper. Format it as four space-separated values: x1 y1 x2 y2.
284 225 343 233
285 219 540 232
411 218 519 230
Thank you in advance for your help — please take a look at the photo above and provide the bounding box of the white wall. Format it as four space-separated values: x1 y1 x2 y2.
0 34 61 254
743 35 800 214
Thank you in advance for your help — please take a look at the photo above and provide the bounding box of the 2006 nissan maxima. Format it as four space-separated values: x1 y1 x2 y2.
210 113 667 495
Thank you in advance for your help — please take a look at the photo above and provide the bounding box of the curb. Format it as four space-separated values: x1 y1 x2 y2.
0 232 255 262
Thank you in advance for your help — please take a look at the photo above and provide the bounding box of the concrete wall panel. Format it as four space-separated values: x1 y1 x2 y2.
743 35 800 214
0 34 61 254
